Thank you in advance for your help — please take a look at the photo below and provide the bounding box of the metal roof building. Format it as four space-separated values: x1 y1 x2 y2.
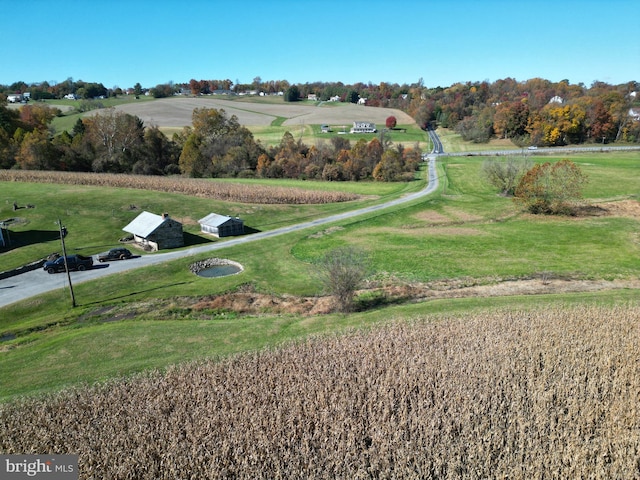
198 213 244 238
122 211 184 251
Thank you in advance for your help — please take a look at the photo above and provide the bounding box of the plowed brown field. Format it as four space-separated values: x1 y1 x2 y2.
111 96 416 128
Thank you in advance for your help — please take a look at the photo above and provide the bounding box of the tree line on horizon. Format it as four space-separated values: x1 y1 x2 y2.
0 76 639 181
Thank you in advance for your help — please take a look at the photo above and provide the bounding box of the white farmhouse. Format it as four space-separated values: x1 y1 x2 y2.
350 121 377 133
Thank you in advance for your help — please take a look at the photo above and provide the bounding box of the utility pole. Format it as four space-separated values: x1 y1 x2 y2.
57 219 76 307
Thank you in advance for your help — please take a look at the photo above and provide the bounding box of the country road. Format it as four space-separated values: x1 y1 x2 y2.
0 157 439 309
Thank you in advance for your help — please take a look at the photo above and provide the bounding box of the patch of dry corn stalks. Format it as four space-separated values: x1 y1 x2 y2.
0 170 359 205
1 303 639 479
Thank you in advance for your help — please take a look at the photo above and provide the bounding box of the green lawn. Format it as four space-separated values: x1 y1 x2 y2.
249 122 428 148
1 151 639 401
0 177 418 272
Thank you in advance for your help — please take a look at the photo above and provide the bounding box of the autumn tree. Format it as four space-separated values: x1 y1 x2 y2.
344 139 368 180
493 100 529 141
372 148 403 181
15 129 60 170
455 106 494 143
514 160 587 215
385 115 397 129
482 156 532 196
19 104 60 132
269 132 305 178
587 99 616 143
179 108 260 177
83 108 145 172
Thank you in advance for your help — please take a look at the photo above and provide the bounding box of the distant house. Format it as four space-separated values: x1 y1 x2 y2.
308 94 318 101
212 89 236 96
329 95 341 102
122 211 184 251
357 97 367 105
548 95 564 104
198 213 244 238
629 108 640 121
350 121 377 133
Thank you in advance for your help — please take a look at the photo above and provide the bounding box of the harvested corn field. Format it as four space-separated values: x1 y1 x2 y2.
0 170 359 204
1 303 639 479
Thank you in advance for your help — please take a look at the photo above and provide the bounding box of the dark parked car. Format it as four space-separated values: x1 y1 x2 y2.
97 247 133 262
43 255 94 274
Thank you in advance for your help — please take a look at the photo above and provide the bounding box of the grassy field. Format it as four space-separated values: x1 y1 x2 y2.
0 175 420 272
436 127 520 152
1 151 639 400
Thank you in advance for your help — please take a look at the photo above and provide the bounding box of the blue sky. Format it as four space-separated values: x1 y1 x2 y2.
2 0 638 89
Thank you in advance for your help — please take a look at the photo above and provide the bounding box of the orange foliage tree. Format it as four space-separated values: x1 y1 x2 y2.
514 160 587 215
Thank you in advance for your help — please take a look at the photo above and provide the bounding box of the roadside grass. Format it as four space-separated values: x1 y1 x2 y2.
1 151 639 400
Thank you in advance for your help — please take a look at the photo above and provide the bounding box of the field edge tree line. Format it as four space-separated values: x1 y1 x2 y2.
1 77 638 181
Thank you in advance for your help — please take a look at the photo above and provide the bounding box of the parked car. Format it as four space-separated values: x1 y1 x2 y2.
43 255 93 274
97 247 133 262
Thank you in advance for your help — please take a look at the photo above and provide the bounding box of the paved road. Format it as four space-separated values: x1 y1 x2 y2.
442 145 640 157
426 125 444 154
0 157 440 308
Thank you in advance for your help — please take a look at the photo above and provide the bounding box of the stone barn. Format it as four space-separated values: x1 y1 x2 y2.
198 213 244 238
122 211 184 251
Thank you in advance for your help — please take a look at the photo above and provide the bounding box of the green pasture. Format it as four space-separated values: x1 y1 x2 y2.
437 127 520 152
1 151 639 400
0 177 419 272
239 119 428 148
